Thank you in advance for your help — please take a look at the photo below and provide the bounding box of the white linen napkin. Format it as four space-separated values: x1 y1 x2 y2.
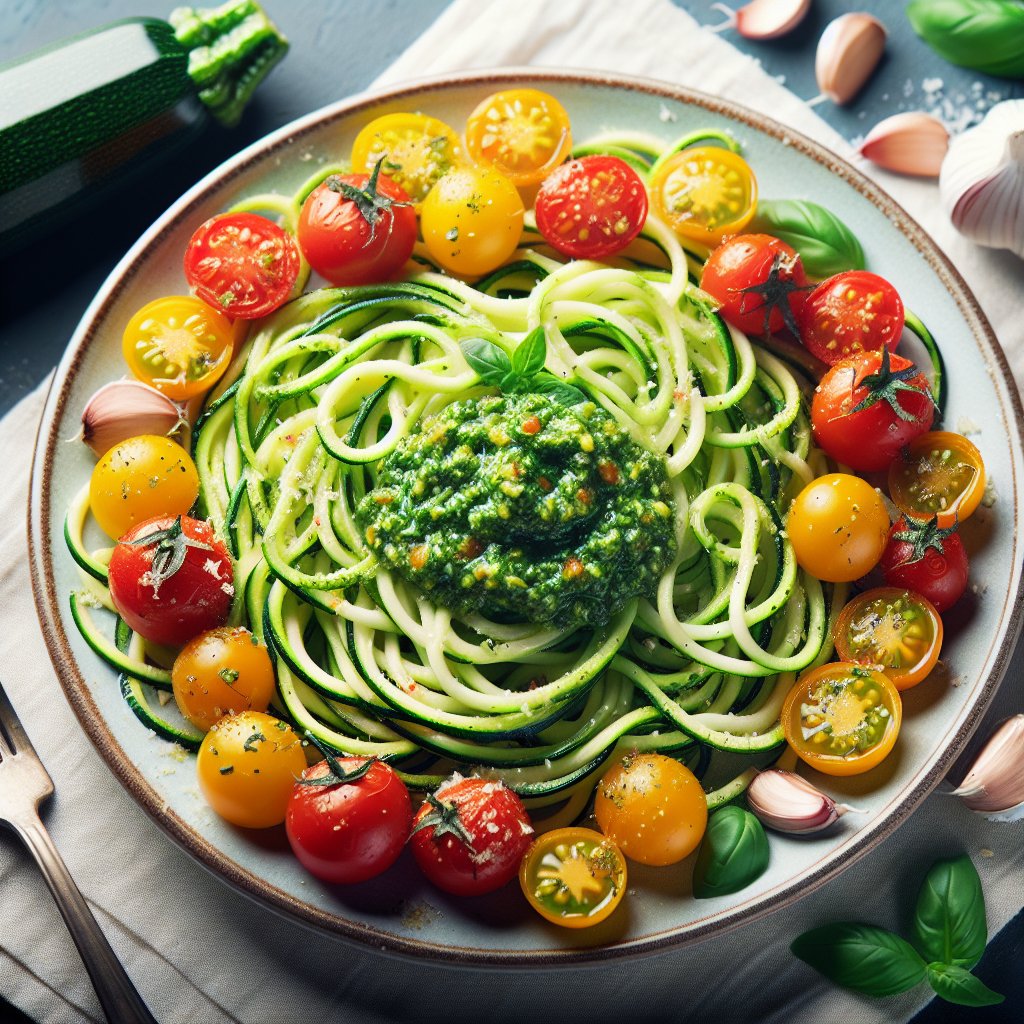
3 2 1022 1022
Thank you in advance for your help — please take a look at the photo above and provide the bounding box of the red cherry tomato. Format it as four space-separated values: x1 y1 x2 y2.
880 517 969 614
297 163 416 286
811 348 935 472
107 515 233 647
184 212 300 319
700 234 810 337
534 155 648 260
286 752 413 884
409 776 534 896
799 271 905 365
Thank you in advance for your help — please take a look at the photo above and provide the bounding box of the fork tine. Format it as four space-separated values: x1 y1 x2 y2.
0 679 33 757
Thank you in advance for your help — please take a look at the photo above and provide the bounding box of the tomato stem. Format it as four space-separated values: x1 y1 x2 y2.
295 730 378 787
846 346 935 423
326 157 409 243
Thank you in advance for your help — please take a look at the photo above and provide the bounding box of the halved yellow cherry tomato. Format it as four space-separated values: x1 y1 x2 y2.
888 431 986 529
519 827 627 929
649 146 757 246
465 88 573 187
123 295 234 400
350 112 463 207
594 753 707 865
782 663 902 776
834 587 943 690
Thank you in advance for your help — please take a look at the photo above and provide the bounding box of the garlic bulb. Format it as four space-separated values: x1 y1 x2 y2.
815 13 887 106
940 100 1024 258
747 769 859 835
708 0 811 41
859 112 949 177
81 380 183 456
949 714 1024 821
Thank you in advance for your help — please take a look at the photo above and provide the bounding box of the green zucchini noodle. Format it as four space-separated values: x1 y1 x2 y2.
68 130 850 824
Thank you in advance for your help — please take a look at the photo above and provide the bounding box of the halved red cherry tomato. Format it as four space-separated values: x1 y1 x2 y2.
534 155 648 260
409 775 533 896
782 663 902 776
798 271 904 365
880 516 969 614
700 234 810 337
286 746 412 884
122 295 234 400
811 348 935 472
649 146 757 246
519 827 627 929
108 515 233 647
834 587 943 690
297 162 416 286
593 753 707 865
466 88 573 187
184 212 300 319
888 431 986 529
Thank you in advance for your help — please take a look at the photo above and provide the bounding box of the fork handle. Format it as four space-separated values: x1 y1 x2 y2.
16 812 158 1024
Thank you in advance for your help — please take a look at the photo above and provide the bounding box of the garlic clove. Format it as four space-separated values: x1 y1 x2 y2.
747 769 859 835
815 12 887 106
859 112 949 177
709 0 811 41
949 714 1024 820
81 379 183 457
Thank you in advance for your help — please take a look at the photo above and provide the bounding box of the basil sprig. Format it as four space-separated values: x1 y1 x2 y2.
460 327 587 406
751 199 865 279
792 855 1005 1007
692 806 769 899
907 0 1024 79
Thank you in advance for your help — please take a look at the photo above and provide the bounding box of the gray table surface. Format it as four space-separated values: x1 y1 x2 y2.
0 1 1021 1021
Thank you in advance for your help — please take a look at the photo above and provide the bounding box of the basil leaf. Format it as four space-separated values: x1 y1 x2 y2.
792 923 927 997
907 0 1024 79
692 806 769 898
913 855 988 969
926 963 1005 1007
532 374 587 407
751 199 865 279
461 338 512 386
511 325 547 378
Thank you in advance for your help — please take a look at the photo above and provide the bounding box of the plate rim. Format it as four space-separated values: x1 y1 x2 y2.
27 66 1024 966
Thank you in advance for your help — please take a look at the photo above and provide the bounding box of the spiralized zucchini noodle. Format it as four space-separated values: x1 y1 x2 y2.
68 130 853 826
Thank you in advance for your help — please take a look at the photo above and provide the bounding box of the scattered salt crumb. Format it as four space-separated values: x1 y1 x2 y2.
980 848 994 858
400 901 440 930
982 481 998 508
956 416 981 435
157 689 172 706
658 102 677 123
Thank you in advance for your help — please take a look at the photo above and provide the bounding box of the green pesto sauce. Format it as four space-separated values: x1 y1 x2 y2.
355 393 677 629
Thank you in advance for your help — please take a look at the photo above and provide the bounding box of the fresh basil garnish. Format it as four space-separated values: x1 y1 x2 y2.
913 855 989 969
461 336 513 386
751 199 865 279
907 0 1024 79
692 805 769 899
925 964 1006 1007
510 325 547 377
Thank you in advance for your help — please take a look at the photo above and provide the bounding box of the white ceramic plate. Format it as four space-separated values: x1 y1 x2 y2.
28 70 1024 965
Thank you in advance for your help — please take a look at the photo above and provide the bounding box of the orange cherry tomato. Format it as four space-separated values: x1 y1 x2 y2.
834 588 943 690
782 663 902 776
888 431 986 529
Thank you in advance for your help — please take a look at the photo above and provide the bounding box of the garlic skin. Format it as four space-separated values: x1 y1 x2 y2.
709 0 811 41
859 112 949 178
81 380 183 456
949 714 1024 821
747 769 858 835
815 13 887 106
940 100 1024 259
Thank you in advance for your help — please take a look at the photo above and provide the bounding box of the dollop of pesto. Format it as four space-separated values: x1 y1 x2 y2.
355 393 676 629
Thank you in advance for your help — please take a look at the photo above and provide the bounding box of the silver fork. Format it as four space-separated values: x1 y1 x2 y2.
0 680 157 1023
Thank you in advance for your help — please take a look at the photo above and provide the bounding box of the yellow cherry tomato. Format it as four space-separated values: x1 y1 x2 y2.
196 710 307 828
782 663 902 776
519 827 627 929
420 165 525 277
172 627 276 731
89 434 199 540
787 473 889 583
649 146 757 246
350 112 463 207
594 753 707 865
123 295 234 400
465 88 573 187
888 431 986 529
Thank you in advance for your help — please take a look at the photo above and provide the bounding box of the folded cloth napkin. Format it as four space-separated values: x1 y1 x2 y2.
3 2 1022 1022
